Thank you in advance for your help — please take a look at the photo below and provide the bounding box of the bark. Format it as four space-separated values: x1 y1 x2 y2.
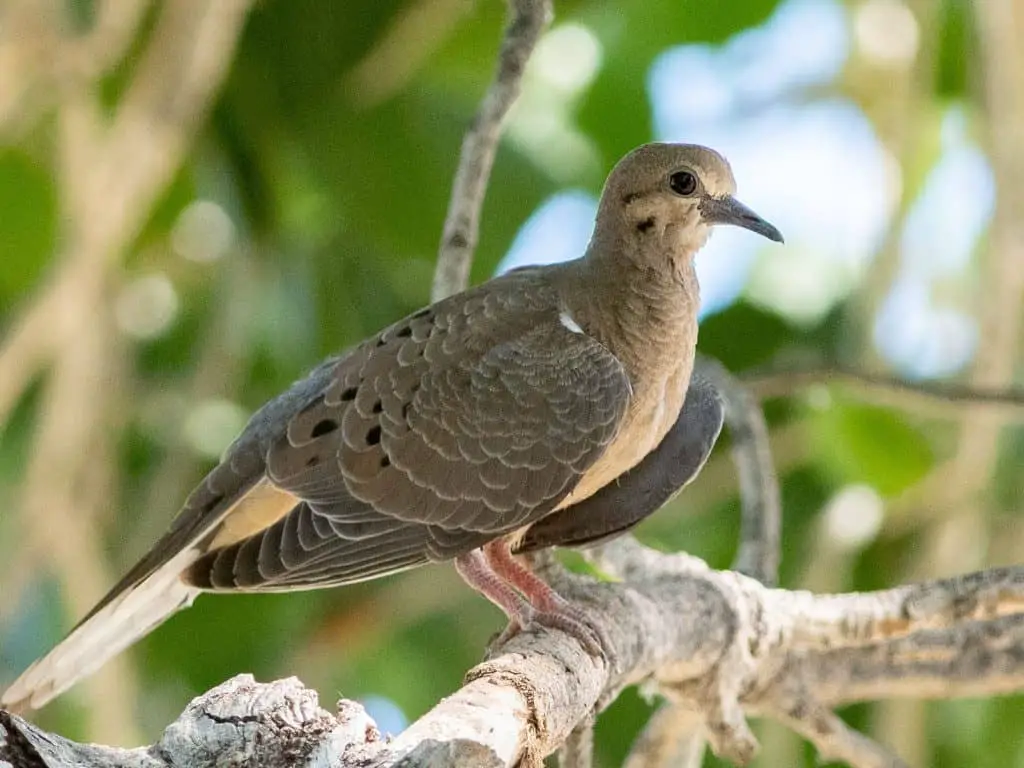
5 544 1024 768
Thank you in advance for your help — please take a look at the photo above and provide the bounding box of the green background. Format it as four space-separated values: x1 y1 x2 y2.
1 0 1022 765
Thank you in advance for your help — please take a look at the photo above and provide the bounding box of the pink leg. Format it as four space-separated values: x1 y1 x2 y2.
479 539 609 656
482 539 571 613
454 549 532 627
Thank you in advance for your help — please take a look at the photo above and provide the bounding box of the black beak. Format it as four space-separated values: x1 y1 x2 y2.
700 196 784 243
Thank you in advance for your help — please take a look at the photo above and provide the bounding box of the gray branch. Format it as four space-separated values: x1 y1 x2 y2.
431 0 552 301
6 545 1024 768
696 355 781 587
744 363 1024 419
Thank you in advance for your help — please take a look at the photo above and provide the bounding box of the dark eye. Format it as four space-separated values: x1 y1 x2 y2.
669 170 698 196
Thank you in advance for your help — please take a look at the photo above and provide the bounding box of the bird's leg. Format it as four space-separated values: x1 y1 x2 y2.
482 539 567 613
454 549 533 628
481 539 609 657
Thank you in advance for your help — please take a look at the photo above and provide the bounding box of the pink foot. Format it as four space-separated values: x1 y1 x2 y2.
454 540 611 658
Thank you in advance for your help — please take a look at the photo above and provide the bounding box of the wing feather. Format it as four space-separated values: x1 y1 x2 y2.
193 268 632 593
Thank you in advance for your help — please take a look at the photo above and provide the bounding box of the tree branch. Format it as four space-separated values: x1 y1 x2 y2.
431 0 552 301
697 355 781 586
7 549 1024 767
745 363 1024 419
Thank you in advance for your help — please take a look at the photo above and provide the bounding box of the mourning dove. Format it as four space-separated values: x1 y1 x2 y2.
2 143 782 712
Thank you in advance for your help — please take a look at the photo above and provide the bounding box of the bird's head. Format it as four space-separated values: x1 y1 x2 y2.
597 142 783 259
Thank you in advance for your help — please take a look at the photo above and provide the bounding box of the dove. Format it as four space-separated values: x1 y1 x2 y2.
2 143 782 712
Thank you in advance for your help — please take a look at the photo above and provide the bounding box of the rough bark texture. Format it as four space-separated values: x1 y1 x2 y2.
4 543 1024 768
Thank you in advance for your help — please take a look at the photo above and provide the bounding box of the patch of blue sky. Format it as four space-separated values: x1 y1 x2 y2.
873 108 993 378
899 111 994 279
648 0 889 322
874 276 979 379
361 693 409 735
495 189 596 277
651 0 848 127
727 0 849 96
496 0 993 378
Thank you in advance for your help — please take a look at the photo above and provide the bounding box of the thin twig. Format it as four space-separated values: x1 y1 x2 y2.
696 355 781 586
431 0 552 301
557 716 595 768
745 364 1024 417
623 706 706 768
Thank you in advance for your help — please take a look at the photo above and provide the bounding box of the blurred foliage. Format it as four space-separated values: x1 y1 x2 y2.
0 151 56 303
1 0 1022 765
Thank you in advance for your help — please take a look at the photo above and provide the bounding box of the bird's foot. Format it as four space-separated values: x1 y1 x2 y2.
481 542 612 659
526 603 609 658
456 542 614 660
491 603 606 656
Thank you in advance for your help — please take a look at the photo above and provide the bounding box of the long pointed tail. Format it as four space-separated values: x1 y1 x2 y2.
1 550 201 713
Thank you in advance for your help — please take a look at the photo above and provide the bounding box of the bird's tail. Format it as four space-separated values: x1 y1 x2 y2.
1 549 201 713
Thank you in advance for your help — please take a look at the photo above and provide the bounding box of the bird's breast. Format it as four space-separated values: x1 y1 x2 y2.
555 361 690 510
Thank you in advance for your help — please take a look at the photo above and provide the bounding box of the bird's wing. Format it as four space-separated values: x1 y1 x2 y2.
1 270 632 710
71 355 345 624
187 269 633 589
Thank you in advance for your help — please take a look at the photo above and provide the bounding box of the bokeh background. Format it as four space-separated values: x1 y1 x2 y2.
1 0 1022 765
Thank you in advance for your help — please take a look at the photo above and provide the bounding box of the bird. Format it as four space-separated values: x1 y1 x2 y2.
1 142 782 713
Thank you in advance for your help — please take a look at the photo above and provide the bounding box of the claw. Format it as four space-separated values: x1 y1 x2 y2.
456 539 613 660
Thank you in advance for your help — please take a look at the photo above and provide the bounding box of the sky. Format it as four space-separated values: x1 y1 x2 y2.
498 0 994 379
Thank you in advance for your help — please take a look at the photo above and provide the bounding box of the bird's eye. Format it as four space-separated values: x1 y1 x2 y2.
669 170 698 196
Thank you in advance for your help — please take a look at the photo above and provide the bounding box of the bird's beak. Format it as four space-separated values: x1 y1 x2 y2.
700 196 784 243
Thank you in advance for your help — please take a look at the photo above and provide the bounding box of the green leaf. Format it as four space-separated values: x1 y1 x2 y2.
809 400 935 496
993 429 1024 513
0 151 57 305
935 0 974 100
698 302 792 371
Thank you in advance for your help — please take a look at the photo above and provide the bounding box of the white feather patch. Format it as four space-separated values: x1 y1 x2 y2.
559 310 583 334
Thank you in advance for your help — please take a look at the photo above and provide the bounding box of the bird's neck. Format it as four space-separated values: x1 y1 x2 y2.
560 241 701 386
